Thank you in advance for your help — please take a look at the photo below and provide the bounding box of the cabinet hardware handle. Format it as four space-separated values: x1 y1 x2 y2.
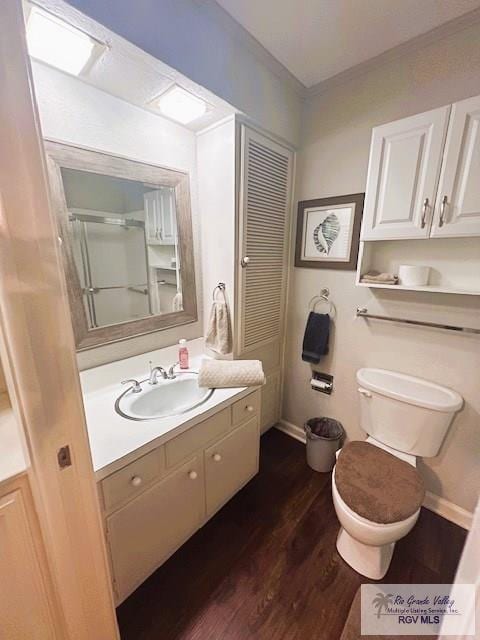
241 256 250 267
358 387 372 398
421 197 429 229
212 453 222 462
188 470 198 480
439 195 448 227
246 405 254 412
130 476 142 487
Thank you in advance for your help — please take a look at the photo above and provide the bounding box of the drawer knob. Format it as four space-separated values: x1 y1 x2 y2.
188 470 198 480
212 453 222 462
130 475 142 487
246 405 254 412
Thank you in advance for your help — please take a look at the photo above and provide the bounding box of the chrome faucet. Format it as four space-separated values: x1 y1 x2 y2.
149 365 168 385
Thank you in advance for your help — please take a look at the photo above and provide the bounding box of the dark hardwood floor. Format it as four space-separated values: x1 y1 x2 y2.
117 429 467 640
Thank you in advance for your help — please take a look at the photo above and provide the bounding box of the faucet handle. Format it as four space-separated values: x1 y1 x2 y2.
121 378 142 393
168 362 179 379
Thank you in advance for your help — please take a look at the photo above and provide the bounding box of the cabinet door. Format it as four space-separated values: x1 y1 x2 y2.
362 106 450 240
431 94 480 237
204 418 259 517
107 456 204 602
159 188 177 244
260 370 281 434
0 488 56 640
144 190 160 243
237 126 293 356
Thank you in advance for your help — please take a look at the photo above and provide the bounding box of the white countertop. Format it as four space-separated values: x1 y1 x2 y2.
0 393 27 483
80 341 254 480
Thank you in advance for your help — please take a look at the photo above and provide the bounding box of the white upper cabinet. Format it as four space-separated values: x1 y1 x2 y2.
362 106 450 240
144 188 177 245
431 94 480 238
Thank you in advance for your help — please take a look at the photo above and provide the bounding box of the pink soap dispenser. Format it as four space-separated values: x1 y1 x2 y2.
178 339 189 370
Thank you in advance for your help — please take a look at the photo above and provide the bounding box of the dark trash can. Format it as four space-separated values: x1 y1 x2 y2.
304 417 345 472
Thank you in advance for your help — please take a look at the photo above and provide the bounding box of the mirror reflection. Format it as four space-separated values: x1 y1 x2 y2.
62 168 182 329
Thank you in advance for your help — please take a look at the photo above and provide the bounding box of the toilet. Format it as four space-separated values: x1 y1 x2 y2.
332 368 463 580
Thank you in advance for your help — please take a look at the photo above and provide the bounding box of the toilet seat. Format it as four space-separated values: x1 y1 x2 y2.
332 469 420 545
334 441 425 524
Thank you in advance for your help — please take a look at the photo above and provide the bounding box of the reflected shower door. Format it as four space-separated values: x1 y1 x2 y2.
72 216 151 328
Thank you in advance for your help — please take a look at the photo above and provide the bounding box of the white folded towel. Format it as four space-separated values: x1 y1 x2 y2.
198 359 265 389
205 301 232 355
172 292 183 312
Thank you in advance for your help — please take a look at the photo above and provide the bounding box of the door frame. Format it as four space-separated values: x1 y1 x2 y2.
0 2 118 638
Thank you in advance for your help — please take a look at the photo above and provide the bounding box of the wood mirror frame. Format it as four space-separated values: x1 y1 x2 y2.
45 141 198 351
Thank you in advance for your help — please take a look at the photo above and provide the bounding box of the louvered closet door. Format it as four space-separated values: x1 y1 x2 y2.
237 126 294 356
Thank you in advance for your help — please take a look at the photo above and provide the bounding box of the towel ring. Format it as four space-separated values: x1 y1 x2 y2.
213 282 226 301
309 288 336 317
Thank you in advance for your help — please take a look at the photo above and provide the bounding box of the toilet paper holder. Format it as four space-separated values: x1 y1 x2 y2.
311 371 333 395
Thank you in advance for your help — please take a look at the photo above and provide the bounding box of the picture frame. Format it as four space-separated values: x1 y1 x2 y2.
294 193 364 270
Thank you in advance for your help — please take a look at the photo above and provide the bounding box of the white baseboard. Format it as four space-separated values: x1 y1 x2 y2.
423 491 472 530
275 420 472 530
276 419 306 444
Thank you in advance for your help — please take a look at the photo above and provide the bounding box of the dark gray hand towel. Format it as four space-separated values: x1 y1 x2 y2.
302 312 330 364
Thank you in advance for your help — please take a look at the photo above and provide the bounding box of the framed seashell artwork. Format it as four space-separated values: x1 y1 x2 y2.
295 193 364 270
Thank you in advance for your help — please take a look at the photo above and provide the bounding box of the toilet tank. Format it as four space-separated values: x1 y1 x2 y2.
356 368 463 457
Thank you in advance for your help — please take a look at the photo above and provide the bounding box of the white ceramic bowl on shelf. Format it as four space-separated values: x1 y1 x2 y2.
398 264 430 287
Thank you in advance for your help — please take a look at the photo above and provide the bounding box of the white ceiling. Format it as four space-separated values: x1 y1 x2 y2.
27 0 237 131
214 0 480 88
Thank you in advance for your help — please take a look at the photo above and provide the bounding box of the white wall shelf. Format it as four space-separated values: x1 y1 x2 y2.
356 236 480 297
357 282 480 296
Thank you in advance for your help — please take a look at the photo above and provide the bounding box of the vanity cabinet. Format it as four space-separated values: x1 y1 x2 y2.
362 94 480 241
101 389 260 603
204 417 258 516
106 456 204 602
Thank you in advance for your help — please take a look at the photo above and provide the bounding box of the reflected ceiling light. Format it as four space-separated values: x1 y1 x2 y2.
26 6 98 76
151 85 208 124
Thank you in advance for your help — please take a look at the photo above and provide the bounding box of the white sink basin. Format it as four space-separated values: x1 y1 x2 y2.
115 372 214 421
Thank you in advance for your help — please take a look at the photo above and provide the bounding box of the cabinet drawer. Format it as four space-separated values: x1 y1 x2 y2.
101 447 164 513
204 417 259 517
231 390 261 427
165 407 231 468
107 456 204 602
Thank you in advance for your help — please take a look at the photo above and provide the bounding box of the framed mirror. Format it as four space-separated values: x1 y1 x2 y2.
45 141 197 350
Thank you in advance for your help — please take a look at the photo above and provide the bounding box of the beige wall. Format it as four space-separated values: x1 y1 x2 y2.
284 22 480 513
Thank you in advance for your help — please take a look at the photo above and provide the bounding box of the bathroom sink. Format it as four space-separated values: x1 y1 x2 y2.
115 372 214 421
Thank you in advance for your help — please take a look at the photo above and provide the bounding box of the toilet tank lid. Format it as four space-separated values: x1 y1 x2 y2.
357 368 463 413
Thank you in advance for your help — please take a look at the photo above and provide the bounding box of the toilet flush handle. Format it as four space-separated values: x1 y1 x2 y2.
358 387 372 398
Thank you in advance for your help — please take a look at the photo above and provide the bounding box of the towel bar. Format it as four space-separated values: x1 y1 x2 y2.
356 307 480 335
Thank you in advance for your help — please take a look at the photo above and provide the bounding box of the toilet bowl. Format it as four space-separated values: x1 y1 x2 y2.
332 368 463 580
332 445 420 579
